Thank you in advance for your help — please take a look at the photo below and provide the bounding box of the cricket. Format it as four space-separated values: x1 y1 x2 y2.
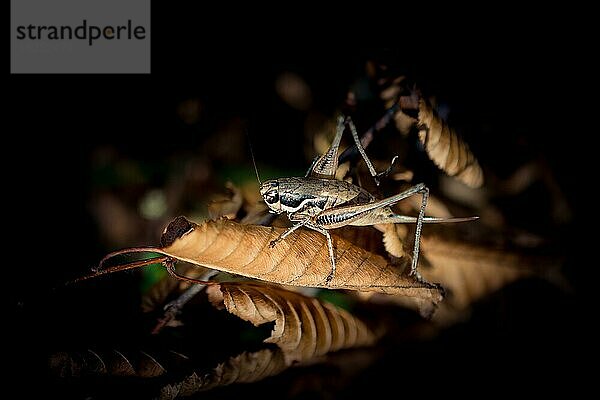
73 115 476 288
257 115 477 284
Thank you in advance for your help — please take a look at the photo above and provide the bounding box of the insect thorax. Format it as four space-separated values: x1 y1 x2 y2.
276 177 374 214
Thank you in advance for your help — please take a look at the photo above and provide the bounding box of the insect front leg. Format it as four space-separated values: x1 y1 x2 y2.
268 216 310 248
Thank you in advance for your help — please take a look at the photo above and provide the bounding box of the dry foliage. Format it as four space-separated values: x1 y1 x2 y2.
149 217 443 305
420 236 562 324
49 349 179 378
160 349 288 399
140 264 210 313
54 64 571 398
52 281 378 398
373 66 483 188
417 98 484 188
161 282 378 398
209 282 378 363
359 228 564 325
208 181 243 220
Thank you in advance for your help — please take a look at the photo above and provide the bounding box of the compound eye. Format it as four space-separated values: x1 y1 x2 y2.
265 190 279 204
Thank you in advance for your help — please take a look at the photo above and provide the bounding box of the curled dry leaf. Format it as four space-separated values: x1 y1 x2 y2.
209 282 378 364
420 236 562 322
51 281 378 398
207 180 273 226
418 98 484 188
160 349 287 399
162 281 378 398
152 217 443 305
141 272 181 313
49 349 176 378
365 232 563 325
375 223 409 260
334 225 387 259
372 192 455 260
207 181 243 220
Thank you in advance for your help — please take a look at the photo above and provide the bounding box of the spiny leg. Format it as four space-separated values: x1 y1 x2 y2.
269 218 310 248
314 182 430 278
410 184 429 278
376 155 399 180
316 183 430 230
338 104 399 164
269 218 337 285
310 115 346 178
305 224 336 285
358 182 429 277
331 181 429 277
347 117 399 184
305 156 320 177
346 117 384 185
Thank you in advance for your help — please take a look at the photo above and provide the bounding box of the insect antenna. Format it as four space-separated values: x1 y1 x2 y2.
246 130 262 186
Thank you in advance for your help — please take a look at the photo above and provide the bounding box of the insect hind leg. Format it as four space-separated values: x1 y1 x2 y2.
381 183 429 278
412 184 429 278
346 183 429 278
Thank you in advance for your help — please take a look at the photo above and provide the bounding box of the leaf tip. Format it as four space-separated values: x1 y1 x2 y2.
161 216 198 247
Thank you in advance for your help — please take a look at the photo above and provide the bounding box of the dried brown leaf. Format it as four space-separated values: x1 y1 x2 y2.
393 110 417 136
49 349 172 378
52 278 378 397
365 232 562 325
207 181 243 220
239 201 271 225
160 349 287 399
374 223 408 259
420 237 553 316
154 217 442 304
379 76 407 106
208 282 378 364
160 281 379 398
335 225 387 258
418 99 484 188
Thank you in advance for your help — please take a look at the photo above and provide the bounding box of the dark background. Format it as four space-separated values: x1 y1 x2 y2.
7 8 588 399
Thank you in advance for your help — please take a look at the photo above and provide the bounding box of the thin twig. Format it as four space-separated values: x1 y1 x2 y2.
152 270 218 334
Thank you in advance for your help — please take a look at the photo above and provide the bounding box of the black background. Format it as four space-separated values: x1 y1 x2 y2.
7 5 589 398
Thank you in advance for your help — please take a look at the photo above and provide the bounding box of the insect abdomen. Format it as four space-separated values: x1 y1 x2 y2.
315 211 355 226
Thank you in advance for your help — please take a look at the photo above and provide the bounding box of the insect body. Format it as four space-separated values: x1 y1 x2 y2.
259 116 476 284
261 177 373 215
